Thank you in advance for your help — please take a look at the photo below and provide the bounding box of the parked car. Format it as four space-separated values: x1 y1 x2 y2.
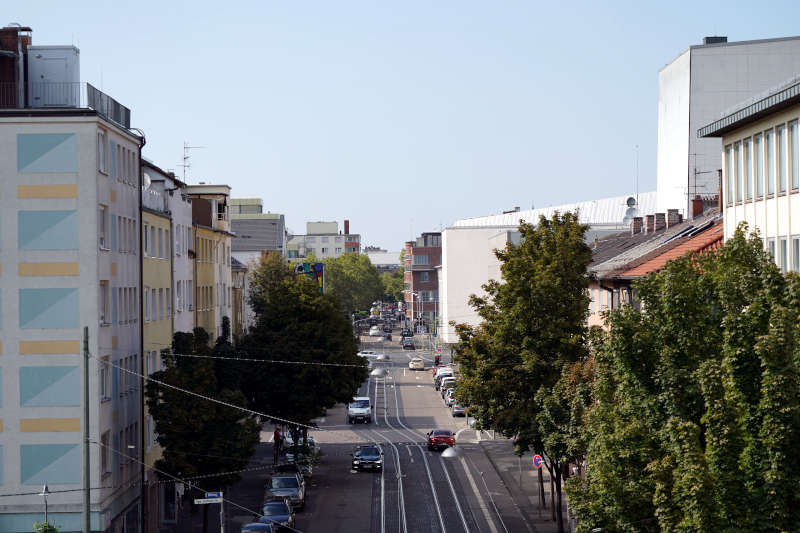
382 324 392 332
383 332 392 341
369 326 382 336
264 474 305 511
451 403 466 417
427 429 455 451
358 350 378 359
260 499 295 531
408 357 425 370
445 389 456 406
401 329 413 338
437 376 456 392
351 444 384 471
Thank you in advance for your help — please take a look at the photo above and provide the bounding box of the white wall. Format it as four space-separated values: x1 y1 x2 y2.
657 49 691 217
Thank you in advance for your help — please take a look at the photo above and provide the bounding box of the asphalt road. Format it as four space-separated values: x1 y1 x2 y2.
293 341 526 533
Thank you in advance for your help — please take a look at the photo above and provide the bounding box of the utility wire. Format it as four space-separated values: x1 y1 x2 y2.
171 353 366 368
91 355 323 431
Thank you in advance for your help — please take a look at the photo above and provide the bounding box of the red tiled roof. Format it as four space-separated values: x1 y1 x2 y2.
621 220 724 277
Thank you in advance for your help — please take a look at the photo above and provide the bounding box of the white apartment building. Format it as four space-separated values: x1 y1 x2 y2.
286 220 361 261
657 35 800 217
0 105 143 532
700 75 800 271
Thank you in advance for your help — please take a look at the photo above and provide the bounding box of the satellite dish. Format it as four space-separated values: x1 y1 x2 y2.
622 216 633 226
625 207 638 218
143 172 152 189
626 196 637 208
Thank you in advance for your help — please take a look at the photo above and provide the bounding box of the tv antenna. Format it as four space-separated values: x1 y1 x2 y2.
178 141 205 183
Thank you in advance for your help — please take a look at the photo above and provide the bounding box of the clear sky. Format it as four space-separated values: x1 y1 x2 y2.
10 1 800 249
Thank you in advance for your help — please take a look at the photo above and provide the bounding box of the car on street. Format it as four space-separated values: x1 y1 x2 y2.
408 357 425 370
451 402 466 417
402 338 415 350
351 444 384 471
369 326 382 336
260 499 295 531
445 389 456 406
382 324 392 332
437 376 456 392
401 329 413 338
241 523 274 533
383 332 392 341
264 474 305 511
427 429 455 451
348 397 372 424
358 350 378 359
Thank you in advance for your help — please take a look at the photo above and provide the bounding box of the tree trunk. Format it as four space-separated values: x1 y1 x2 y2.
555 464 564 533
538 467 546 509
550 468 556 522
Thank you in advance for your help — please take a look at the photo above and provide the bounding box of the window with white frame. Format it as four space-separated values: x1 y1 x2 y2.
100 281 109 324
98 131 107 173
100 358 110 400
166 288 171 317
768 238 776 262
791 120 799 190
151 227 156 258
144 286 150 322
767 129 775 195
158 228 163 259
158 288 164 319
755 133 763 198
778 124 787 193
99 206 109 249
735 141 742 202
143 223 149 257
725 145 733 203
744 137 753 200
420 272 429 282
779 237 788 273
101 431 110 474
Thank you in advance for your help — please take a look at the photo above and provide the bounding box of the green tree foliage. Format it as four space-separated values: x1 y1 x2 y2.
33 522 59 533
455 212 593 533
145 327 260 488
567 226 800 533
241 252 367 430
323 253 383 314
381 269 404 303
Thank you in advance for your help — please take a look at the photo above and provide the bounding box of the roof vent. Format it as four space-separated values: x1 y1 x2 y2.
703 36 728 45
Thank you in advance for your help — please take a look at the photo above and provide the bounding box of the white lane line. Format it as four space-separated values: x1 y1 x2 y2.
439 455 470 533
459 455 499 533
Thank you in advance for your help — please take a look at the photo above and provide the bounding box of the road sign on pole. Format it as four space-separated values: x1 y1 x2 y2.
532 455 543 468
205 492 222 498
194 497 223 504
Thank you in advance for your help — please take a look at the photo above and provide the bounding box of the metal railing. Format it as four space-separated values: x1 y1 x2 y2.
0 81 130 128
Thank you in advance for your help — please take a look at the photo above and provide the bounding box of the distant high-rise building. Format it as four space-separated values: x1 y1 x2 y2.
286 220 361 261
230 198 287 261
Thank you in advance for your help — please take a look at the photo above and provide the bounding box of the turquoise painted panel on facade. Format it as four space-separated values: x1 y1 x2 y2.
20 444 80 484
19 288 79 329
20 366 80 406
17 133 78 173
18 210 79 250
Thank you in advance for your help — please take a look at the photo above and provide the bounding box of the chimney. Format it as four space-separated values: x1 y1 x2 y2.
655 213 666 231
344 219 350 235
645 214 655 233
630 216 643 235
691 195 704 219
666 209 680 228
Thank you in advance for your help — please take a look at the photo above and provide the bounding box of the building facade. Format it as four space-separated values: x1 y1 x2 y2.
286 220 361 261
657 35 800 217
700 76 800 272
0 107 143 532
403 233 441 332
230 198 286 257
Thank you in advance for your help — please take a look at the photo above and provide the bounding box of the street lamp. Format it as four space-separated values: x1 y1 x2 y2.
39 484 50 525
441 446 463 458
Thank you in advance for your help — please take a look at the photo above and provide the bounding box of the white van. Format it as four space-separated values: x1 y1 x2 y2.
347 397 372 424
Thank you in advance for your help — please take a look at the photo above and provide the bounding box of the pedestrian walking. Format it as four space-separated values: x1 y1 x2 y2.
273 427 283 465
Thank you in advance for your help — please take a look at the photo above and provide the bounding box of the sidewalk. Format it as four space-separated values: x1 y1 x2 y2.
480 438 572 533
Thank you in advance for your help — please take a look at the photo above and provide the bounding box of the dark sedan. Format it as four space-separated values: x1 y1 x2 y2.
351 445 383 471
259 499 295 531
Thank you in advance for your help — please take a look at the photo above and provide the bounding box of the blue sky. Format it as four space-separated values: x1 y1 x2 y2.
11 1 800 249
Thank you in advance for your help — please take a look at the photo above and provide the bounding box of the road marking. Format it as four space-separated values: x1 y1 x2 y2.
365 431 387 533
459 456 500 533
439 455 470 533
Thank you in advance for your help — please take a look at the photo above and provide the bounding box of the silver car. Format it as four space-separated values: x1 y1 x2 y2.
451 402 466 417
264 474 305 511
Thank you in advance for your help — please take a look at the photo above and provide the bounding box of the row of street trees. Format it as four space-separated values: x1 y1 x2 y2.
456 213 800 533
146 252 366 530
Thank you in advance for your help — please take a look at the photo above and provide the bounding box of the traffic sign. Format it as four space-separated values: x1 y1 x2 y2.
205 492 222 498
437 347 442 354
532 455 543 468
194 497 223 505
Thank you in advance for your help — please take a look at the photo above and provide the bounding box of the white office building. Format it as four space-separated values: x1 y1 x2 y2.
657 35 800 217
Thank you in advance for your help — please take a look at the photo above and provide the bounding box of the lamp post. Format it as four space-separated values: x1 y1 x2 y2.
39 484 50 525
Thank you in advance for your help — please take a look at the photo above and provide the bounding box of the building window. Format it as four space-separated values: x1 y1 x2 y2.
755 133 763 198
779 237 788 273
767 129 775 195
99 206 108 249
307 237 315 243
768 238 776 263
143 223 149 256
413 254 429 265
100 358 110 400
99 281 109 324
321 247 329 254
158 288 164 319
335 247 342 254
734 141 742 202
151 288 156 320
778 124 786 193
97 131 107 173
420 272 429 282
101 431 110 474
791 120 799 190
744 137 753 200
158 228 163 259
725 145 733 204
166 288 171 317
793 236 800 273
144 286 150 321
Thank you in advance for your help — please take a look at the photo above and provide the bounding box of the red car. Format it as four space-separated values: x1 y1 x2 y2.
427 429 455 451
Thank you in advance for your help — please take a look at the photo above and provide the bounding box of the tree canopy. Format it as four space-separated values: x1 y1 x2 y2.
381 269 404 303
240 252 367 429
567 226 800 533
323 253 383 314
455 212 592 533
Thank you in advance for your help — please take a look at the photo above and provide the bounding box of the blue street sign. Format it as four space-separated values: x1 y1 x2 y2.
205 491 222 498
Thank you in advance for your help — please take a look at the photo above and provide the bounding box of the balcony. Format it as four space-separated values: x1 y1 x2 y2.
0 81 131 129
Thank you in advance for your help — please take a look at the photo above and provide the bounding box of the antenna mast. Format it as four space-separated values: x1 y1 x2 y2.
178 141 205 183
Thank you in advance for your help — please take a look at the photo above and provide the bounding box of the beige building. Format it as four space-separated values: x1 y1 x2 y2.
700 75 800 272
